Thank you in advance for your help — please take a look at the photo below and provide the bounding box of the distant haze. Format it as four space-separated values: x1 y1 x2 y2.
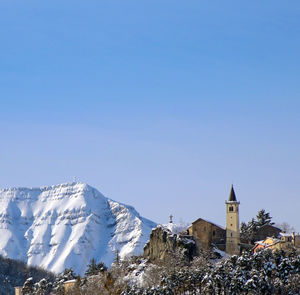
0 1 299 230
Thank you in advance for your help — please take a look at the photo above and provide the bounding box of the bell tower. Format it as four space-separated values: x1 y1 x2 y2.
225 185 240 255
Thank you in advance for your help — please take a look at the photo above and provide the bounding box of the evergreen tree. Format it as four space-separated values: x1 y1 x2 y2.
256 209 274 227
22 277 34 295
85 259 107 276
241 209 275 243
34 278 52 295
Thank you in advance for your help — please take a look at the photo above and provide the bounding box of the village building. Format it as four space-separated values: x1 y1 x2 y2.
252 224 281 243
253 232 300 253
292 233 300 248
253 237 281 253
14 287 22 295
64 279 77 293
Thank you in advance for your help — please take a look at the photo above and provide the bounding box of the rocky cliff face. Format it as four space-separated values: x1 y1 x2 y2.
143 225 196 262
0 182 157 275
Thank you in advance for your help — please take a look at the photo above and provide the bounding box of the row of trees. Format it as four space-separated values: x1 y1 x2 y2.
122 249 300 295
21 248 300 295
21 260 109 295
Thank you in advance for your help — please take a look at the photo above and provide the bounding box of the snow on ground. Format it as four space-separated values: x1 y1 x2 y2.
0 182 157 275
162 223 188 234
212 247 228 259
123 259 159 288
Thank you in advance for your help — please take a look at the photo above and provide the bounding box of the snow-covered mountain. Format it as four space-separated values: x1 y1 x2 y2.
0 182 156 275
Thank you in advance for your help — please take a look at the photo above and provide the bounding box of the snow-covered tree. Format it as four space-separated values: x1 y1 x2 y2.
22 277 34 295
85 259 107 276
34 278 52 295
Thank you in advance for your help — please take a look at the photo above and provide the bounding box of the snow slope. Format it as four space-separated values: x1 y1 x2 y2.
0 182 156 275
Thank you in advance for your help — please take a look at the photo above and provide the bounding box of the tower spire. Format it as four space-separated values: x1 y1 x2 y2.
228 185 237 202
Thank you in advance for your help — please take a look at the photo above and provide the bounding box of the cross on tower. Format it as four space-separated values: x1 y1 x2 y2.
169 214 173 224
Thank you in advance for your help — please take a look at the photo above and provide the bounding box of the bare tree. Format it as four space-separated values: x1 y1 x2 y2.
275 222 295 233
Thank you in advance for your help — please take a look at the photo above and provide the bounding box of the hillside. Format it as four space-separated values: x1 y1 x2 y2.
0 182 156 275
0 254 54 295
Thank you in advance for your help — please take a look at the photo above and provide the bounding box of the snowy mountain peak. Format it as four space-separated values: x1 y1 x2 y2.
0 182 156 275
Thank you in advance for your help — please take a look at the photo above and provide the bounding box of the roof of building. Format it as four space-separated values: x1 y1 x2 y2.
191 217 225 230
279 232 300 238
256 224 282 232
253 237 281 250
228 185 237 202
64 279 77 284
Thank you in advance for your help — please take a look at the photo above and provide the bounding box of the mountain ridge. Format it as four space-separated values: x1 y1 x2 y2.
0 182 156 275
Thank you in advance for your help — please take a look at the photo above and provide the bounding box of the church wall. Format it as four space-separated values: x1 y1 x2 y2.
191 219 225 250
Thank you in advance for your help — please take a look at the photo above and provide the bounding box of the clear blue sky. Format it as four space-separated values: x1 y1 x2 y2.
1 1 300 230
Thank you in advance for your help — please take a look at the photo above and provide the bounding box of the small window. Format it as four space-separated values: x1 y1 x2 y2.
204 226 206 232
231 224 233 226
213 230 216 236
229 206 234 212
231 233 233 237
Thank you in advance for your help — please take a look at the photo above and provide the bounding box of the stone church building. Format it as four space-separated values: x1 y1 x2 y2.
188 185 240 255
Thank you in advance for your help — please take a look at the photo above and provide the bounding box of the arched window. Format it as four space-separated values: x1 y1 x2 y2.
229 206 234 212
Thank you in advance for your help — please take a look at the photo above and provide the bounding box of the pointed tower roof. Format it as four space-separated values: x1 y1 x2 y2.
228 185 237 202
